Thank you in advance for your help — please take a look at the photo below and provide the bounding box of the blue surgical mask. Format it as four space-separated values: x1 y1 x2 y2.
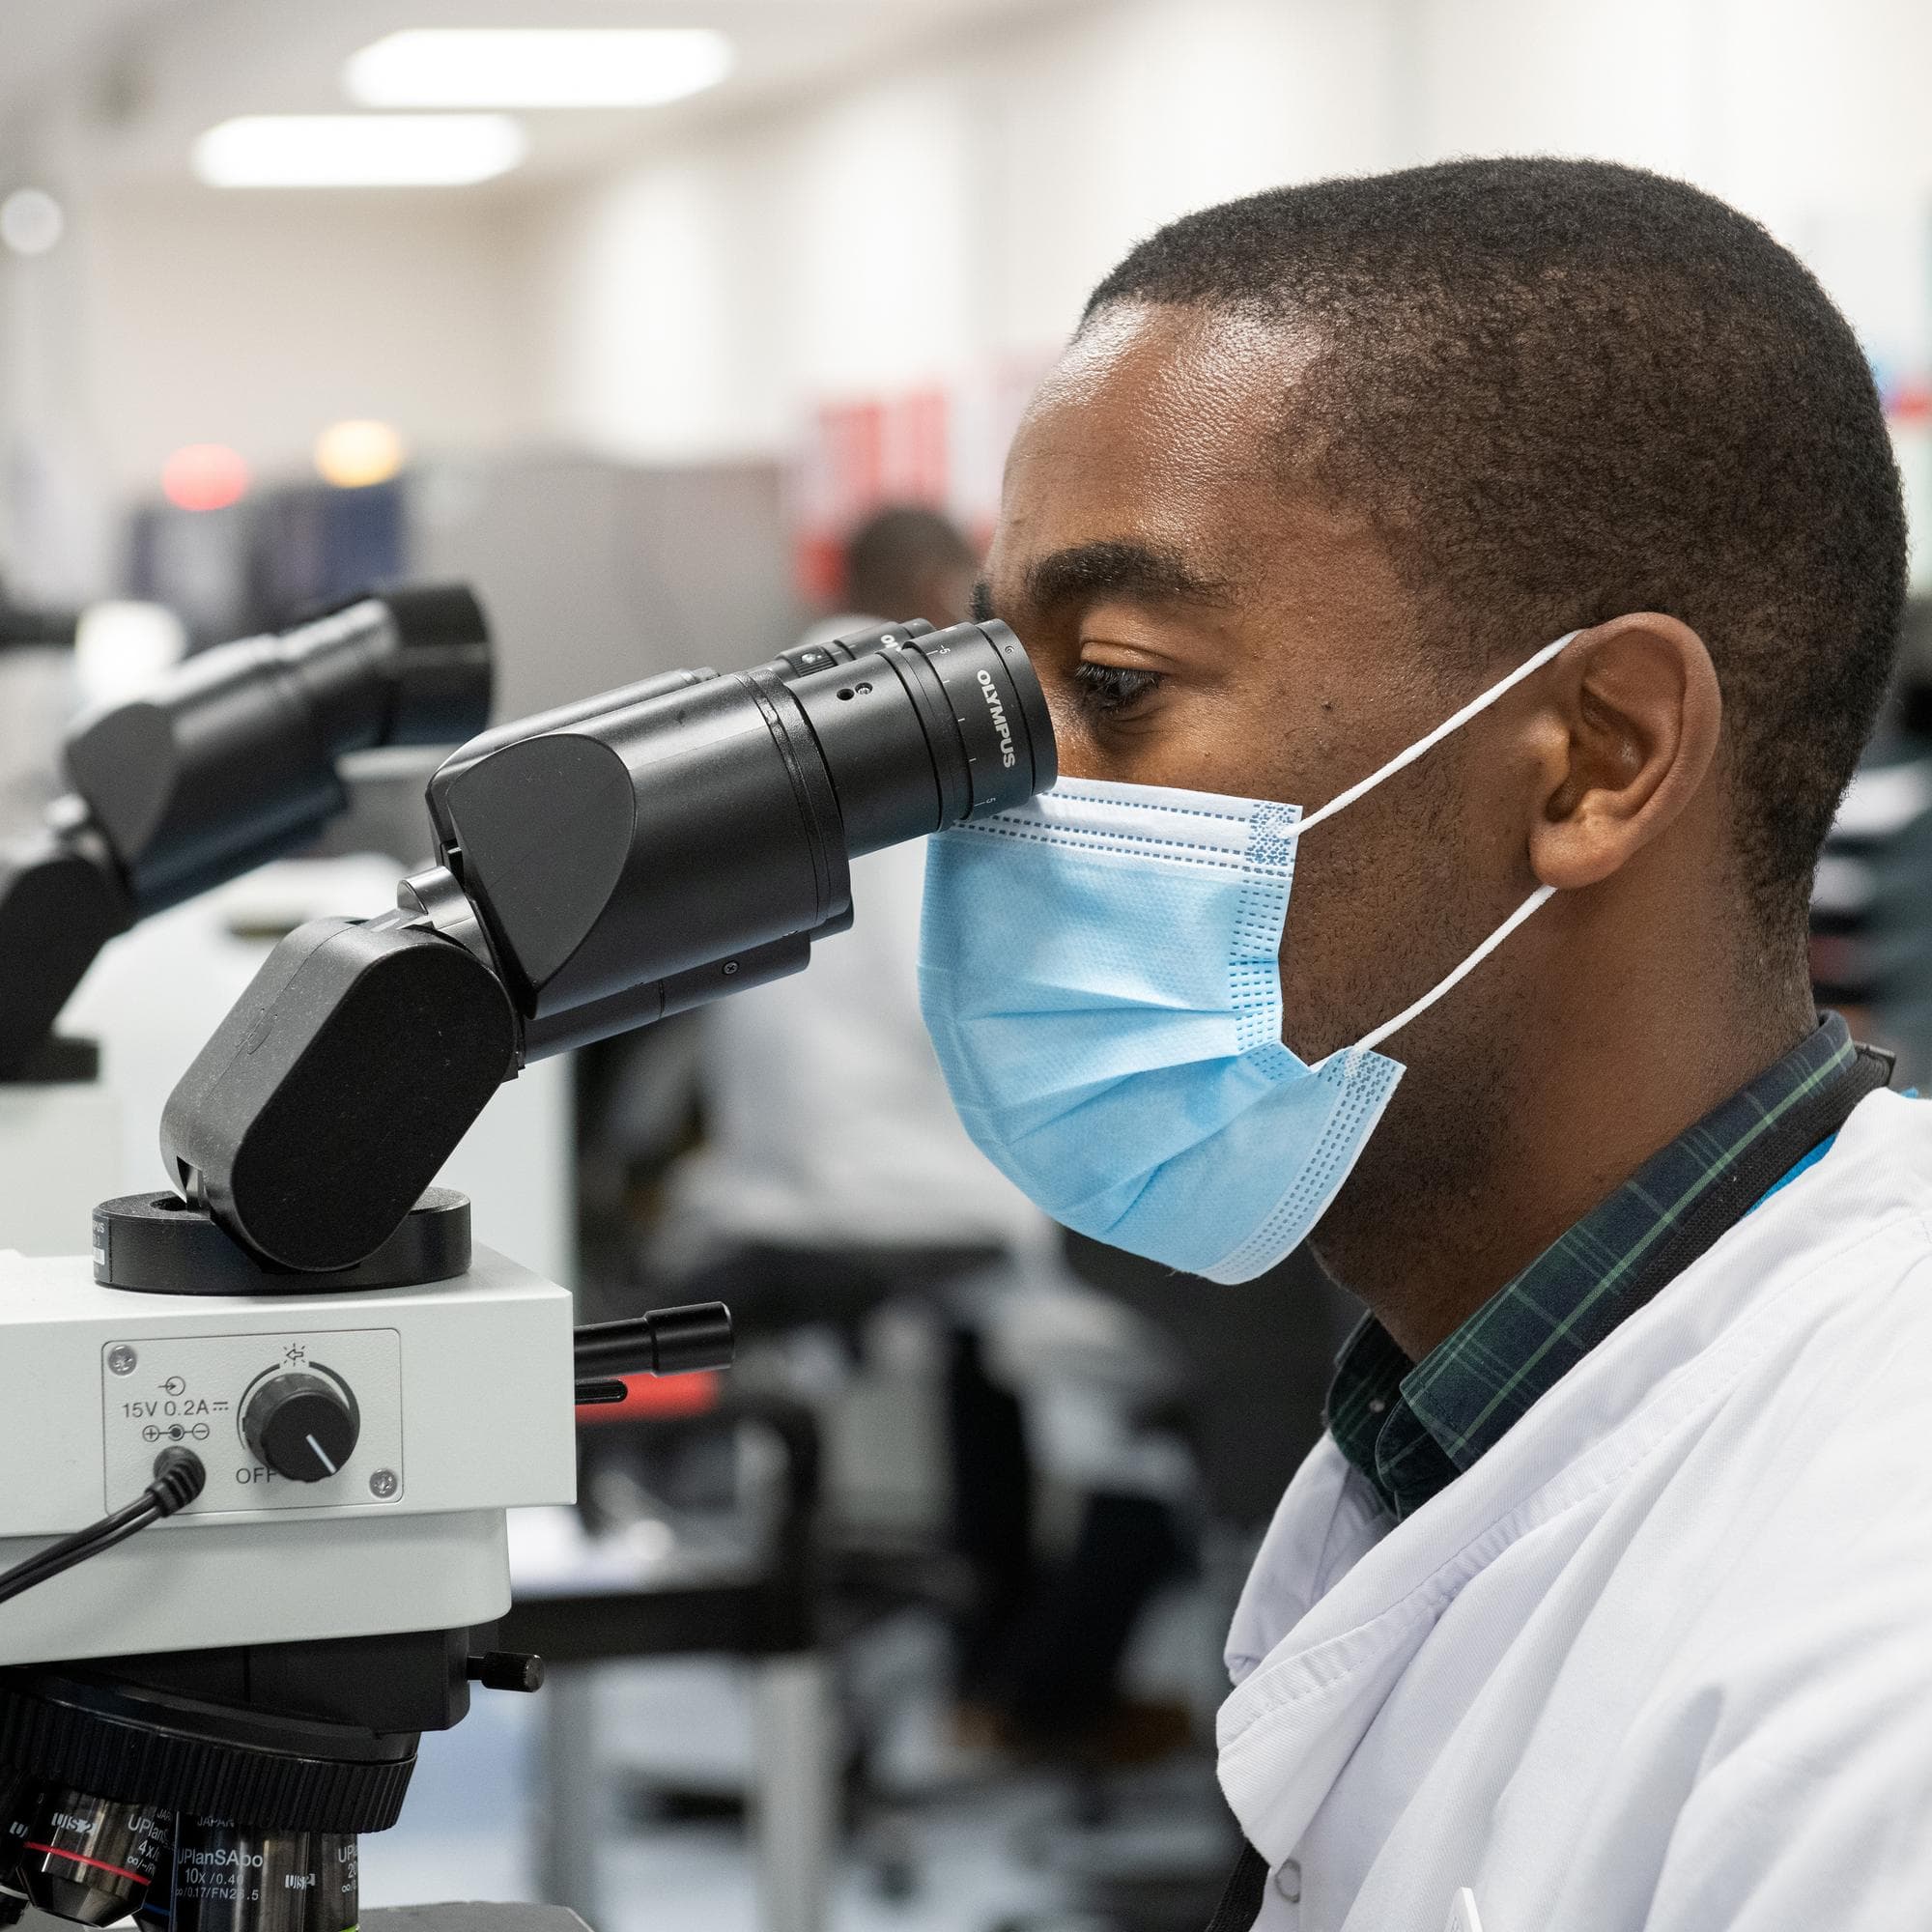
917 631 1577 1282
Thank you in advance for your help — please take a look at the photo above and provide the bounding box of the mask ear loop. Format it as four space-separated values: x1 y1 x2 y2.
1286 628 1579 1060
1290 629 1580 838
1351 883 1556 1056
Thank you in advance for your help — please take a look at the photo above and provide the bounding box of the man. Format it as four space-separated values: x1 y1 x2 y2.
918 159 1932 1926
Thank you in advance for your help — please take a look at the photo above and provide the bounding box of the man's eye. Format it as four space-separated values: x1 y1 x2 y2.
1072 661 1165 717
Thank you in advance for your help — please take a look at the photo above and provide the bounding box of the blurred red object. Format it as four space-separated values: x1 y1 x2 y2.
161 443 250 513
575 1370 720 1422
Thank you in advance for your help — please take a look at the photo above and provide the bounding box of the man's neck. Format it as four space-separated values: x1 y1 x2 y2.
1311 963 1818 1364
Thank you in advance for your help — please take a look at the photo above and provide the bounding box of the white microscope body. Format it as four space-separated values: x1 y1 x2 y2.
0 1245 577 1668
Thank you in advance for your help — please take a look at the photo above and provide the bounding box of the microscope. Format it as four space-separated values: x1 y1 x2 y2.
0 617 1055 1931
0 587 493 1253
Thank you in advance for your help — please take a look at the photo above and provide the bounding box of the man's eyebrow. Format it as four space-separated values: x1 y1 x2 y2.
1019 539 1232 613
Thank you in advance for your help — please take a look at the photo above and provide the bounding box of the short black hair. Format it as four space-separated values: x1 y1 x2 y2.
1084 157 1907 943
843 504 976 618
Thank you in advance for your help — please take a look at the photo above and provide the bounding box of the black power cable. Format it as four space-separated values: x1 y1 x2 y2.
0 1448 206 1609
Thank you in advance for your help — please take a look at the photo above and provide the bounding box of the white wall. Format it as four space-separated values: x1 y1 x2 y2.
524 0 1932 469
522 0 1406 465
82 186 538 495
521 46 1001 465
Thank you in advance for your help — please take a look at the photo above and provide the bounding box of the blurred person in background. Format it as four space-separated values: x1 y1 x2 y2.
817 502 980 643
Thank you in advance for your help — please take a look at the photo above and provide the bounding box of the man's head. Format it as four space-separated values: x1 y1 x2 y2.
841 504 979 630
980 158 1906 1297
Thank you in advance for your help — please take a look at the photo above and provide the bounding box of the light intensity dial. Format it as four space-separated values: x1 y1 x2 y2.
241 1367 360 1482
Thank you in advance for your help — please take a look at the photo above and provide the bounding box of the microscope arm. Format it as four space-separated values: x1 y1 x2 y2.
156 850 819 1275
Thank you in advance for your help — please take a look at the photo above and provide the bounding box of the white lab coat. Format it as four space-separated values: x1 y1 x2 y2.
1220 1089 1932 1932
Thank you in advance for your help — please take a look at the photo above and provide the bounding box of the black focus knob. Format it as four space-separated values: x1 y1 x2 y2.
242 1370 359 1482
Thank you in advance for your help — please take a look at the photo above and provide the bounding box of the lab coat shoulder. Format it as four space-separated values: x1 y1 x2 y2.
1219 1092 1932 1931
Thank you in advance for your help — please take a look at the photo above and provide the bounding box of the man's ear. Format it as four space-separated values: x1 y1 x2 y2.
1523 613 1721 891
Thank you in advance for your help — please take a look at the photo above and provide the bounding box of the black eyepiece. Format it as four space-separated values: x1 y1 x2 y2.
347 582 494 747
765 619 1054 852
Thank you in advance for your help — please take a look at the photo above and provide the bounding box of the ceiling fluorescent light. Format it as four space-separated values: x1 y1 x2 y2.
193 115 526 188
344 29 735 109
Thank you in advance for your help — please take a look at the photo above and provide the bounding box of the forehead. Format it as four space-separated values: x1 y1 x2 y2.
989 305 1399 626
1009 306 1288 515
992 304 1361 597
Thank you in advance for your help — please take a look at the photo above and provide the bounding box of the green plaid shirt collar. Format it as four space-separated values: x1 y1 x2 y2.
1326 1013 1861 1521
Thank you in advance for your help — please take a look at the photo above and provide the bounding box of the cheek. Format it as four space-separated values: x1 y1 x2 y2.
1040 692 1100 778
1273 816 1378 1057
1055 722 1249 791
1272 765 1488 1056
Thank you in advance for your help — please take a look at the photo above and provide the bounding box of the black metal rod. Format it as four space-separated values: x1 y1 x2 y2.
572 1301 734 1379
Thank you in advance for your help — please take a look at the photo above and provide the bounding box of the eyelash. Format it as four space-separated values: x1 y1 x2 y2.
1072 661 1166 718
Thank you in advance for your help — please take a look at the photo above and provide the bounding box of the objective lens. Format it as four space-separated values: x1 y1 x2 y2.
16 1785 170 1926
315 1834 356 1932
171 1820 357 1932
